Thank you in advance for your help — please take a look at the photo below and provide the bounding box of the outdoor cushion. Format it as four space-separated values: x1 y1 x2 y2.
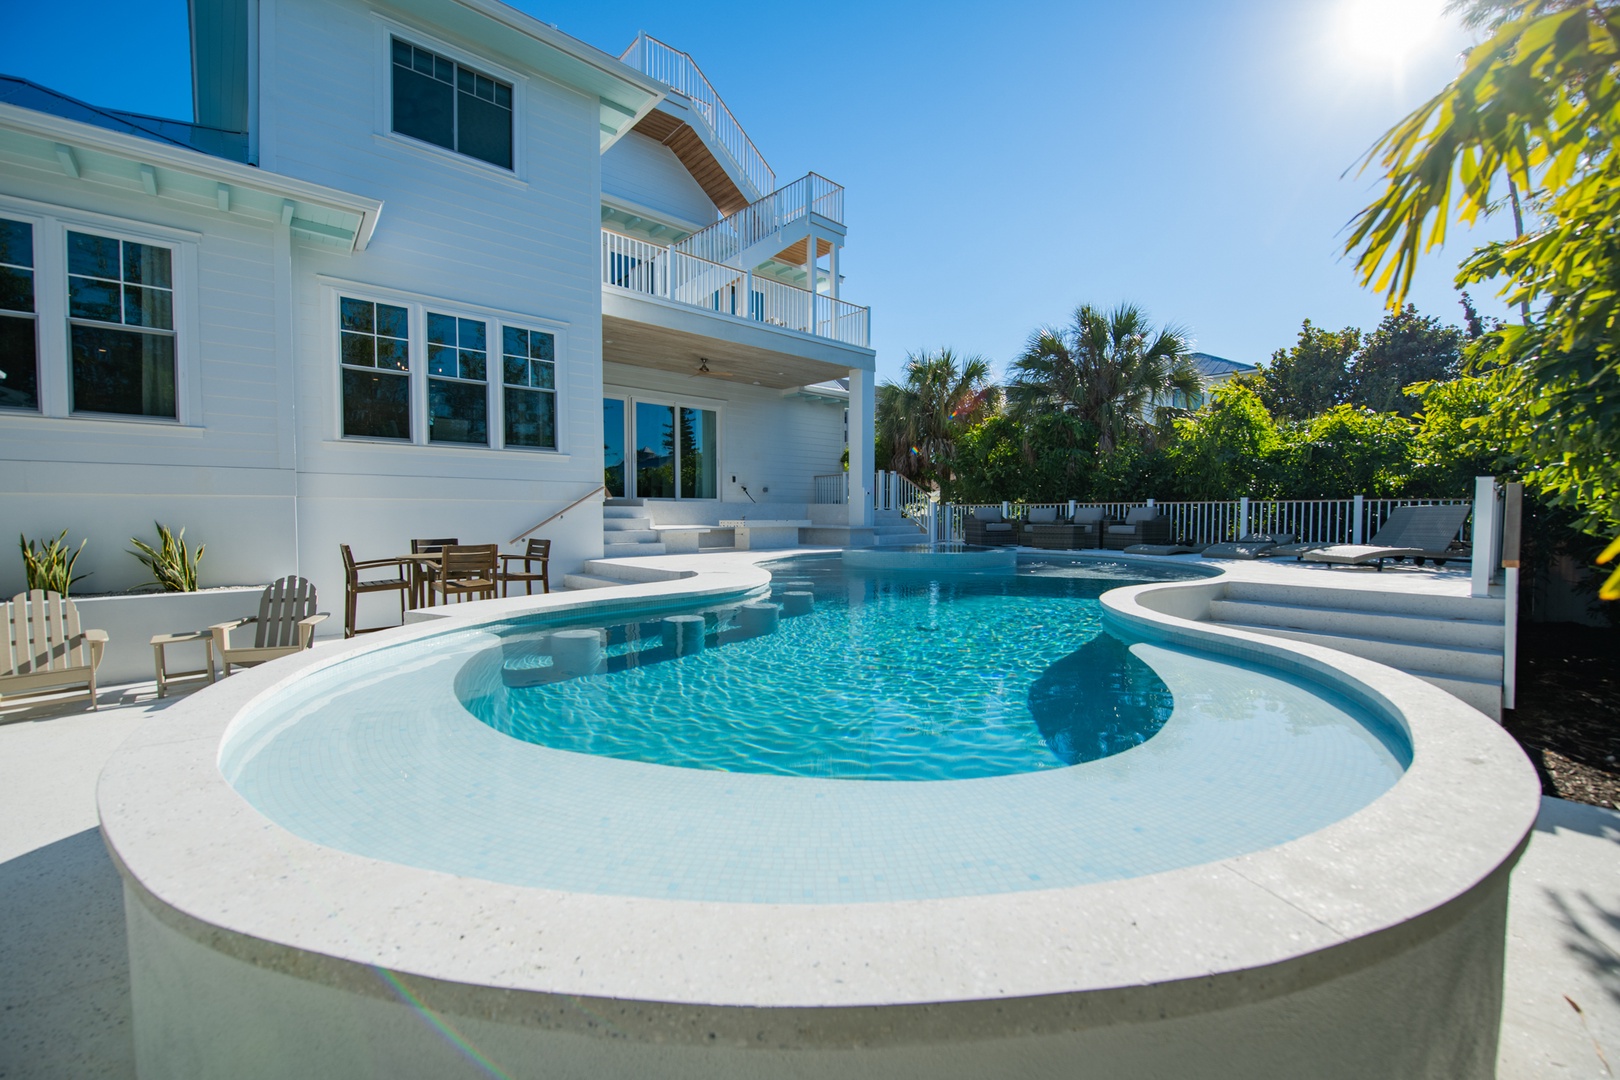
1072 507 1107 524
971 506 1004 522
1027 507 1059 524
1124 506 1160 525
984 522 1013 532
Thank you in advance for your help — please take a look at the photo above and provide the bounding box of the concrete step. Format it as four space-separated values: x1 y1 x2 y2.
603 506 646 520
603 498 644 507
1216 621 1504 682
602 517 653 531
561 574 625 590
602 541 667 557
1222 580 1504 622
600 529 660 544
1207 598 1503 650
1419 672 1503 717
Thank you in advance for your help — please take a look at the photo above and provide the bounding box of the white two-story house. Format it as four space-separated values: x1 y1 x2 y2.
0 0 877 606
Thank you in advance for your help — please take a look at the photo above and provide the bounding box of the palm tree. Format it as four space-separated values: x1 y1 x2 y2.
1005 304 1199 455
875 348 998 487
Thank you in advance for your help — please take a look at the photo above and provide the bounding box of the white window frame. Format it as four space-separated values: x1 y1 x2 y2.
605 387 726 501
371 16 529 184
0 196 201 426
322 280 568 456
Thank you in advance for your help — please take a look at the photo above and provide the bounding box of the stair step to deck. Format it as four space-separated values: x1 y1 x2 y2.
1216 621 1504 682
603 507 647 521
1207 599 1502 650
602 541 667 557
602 518 653 532
562 574 626 590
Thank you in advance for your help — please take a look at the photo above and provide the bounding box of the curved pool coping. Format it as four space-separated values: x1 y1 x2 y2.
98 547 1541 1019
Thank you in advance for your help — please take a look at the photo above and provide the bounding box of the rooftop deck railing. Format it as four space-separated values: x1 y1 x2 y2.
621 34 775 198
603 229 869 348
674 173 844 267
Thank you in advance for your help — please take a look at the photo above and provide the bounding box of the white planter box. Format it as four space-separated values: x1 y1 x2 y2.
71 588 269 687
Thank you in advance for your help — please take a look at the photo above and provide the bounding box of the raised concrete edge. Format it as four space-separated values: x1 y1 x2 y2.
95 547 1542 1015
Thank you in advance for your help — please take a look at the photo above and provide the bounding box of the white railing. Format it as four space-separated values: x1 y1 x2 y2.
675 173 845 267
605 230 870 348
813 473 848 504
620 34 775 198
930 496 1474 545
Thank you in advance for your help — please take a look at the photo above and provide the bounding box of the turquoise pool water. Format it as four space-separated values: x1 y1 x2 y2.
221 556 1410 903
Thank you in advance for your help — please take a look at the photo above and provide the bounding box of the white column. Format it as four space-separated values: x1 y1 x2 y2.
846 367 875 528
829 241 841 301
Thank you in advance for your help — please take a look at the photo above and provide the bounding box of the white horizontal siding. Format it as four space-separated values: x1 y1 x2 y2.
601 132 718 227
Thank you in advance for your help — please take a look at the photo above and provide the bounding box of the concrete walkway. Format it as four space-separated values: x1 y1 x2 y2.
1 682 1615 1079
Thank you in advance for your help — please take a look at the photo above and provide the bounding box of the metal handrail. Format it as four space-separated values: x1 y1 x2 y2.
510 485 605 545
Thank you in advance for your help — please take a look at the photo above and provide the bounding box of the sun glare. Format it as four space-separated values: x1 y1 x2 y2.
1335 0 1448 67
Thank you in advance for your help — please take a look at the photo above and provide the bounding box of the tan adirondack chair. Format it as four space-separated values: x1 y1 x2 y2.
2 590 108 710
211 576 329 677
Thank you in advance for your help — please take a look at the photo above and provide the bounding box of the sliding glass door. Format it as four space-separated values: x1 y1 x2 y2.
605 396 719 500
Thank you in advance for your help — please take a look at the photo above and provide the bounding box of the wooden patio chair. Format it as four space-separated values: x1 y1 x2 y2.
340 544 410 637
408 537 459 609
497 538 551 597
211 576 328 677
430 544 498 605
2 590 108 711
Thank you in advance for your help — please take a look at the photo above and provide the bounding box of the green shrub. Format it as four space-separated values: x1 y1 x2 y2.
129 523 204 592
19 530 90 596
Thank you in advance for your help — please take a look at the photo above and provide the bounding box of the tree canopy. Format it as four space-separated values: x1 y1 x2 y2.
1346 0 1620 595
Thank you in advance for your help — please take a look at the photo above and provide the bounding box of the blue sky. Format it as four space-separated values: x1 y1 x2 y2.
0 0 1512 384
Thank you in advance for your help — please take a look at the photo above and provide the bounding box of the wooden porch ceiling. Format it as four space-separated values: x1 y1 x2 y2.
603 315 852 390
633 110 750 216
772 236 833 266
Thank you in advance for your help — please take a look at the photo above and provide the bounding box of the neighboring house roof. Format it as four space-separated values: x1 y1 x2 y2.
0 75 249 162
1187 352 1257 380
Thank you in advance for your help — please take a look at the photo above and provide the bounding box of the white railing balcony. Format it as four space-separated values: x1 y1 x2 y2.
620 34 775 199
674 173 844 268
603 229 870 348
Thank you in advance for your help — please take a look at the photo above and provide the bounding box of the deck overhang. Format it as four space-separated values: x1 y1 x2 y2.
604 289 875 390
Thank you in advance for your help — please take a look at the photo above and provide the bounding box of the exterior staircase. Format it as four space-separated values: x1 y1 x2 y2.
1202 580 1506 718
671 173 843 272
872 508 927 547
599 498 665 559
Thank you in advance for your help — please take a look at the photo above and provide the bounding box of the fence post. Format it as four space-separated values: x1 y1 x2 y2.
1002 500 1011 519
1471 476 1498 598
1067 499 1076 521
1501 483 1522 709
1352 495 1365 545
1239 496 1250 539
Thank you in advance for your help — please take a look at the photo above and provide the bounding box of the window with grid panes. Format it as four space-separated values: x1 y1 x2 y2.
391 39 512 169
502 327 555 449
339 297 410 439
0 218 36 410
427 312 487 445
67 231 176 418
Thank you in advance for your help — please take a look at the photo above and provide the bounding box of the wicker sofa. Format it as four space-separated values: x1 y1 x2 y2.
1024 506 1107 550
965 506 1018 546
1102 506 1173 550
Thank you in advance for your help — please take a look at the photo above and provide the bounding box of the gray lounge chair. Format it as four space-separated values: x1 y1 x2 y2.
1103 507 1172 550
1201 533 1295 561
965 507 1017 547
1297 504 1472 571
1024 506 1106 550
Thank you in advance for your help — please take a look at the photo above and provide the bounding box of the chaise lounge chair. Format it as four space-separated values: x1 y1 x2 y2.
1201 533 1296 561
1297 504 1472 571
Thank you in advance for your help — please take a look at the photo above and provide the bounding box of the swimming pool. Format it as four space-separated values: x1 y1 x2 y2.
219 555 1409 904
103 548 1541 1080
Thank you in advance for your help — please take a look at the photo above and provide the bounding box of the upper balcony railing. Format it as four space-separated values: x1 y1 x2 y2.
673 173 844 268
620 34 775 199
603 230 869 349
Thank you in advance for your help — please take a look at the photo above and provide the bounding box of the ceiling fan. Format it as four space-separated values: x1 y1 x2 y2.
693 359 735 379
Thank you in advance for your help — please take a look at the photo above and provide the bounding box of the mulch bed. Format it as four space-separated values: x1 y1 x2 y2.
1501 622 1620 810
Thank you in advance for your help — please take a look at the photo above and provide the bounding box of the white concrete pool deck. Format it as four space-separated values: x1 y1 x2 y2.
1 550 1612 1076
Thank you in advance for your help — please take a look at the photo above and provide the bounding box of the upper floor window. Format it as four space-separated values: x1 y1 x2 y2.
67 231 176 418
391 38 512 170
0 217 37 411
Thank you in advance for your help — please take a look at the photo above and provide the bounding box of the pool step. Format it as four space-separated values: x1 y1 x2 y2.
1203 582 1505 719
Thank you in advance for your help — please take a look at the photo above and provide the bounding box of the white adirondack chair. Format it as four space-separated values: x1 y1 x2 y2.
2 590 109 710
211 576 329 677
